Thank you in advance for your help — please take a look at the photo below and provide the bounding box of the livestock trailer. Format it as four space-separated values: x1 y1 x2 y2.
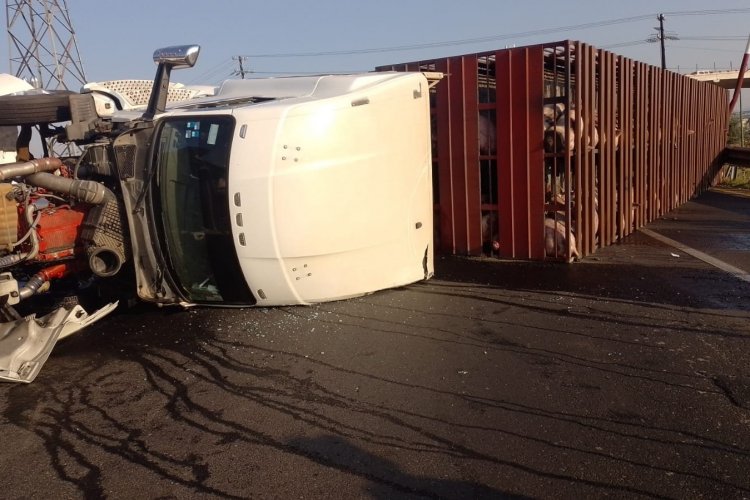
378 40 729 261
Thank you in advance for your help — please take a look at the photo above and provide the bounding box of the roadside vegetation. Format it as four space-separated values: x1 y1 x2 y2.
727 113 750 146
722 113 750 189
721 168 750 189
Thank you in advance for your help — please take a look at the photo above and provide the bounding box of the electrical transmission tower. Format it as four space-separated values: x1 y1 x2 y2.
6 0 86 90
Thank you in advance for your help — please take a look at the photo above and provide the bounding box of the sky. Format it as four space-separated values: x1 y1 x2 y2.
4 1 750 87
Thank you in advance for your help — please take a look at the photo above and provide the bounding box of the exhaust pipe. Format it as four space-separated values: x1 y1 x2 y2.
0 157 62 181
18 262 82 300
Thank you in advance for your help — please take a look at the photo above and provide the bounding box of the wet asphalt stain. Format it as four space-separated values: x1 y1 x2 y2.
712 376 750 410
1 189 750 499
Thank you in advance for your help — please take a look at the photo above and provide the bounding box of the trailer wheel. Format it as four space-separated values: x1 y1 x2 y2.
0 92 73 125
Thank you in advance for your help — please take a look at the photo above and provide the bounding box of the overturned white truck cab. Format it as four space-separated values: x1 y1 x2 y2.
0 45 436 382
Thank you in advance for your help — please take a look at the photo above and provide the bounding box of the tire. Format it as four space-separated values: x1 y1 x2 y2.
0 91 73 125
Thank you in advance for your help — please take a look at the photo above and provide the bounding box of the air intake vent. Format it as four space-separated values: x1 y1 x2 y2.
114 144 137 179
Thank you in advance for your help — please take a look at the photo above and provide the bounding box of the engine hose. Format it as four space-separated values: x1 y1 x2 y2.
12 209 41 248
0 204 39 268
22 171 127 278
24 171 127 277
0 253 23 269
17 262 83 302
22 201 39 262
82 189 127 277
18 274 46 300
0 157 62 181
24 172 109 205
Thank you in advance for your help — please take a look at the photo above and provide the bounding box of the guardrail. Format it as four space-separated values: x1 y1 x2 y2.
722 146 750 166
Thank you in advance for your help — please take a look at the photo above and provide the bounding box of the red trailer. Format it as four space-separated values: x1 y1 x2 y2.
378 40 729 261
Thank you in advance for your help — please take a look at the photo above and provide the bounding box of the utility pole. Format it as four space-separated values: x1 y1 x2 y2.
646 13 679 71
232 55 249 79
658 14 666 70
6 0 87 90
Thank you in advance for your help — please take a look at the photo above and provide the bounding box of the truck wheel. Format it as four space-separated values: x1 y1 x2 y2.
0 92 73 125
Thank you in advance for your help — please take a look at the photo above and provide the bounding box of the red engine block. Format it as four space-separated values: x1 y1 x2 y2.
33 205 88 261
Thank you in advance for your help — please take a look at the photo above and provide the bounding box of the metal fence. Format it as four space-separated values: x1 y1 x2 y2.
378 40 729 261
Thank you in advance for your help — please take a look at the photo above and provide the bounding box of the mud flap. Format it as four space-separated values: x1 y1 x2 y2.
0 302 117 383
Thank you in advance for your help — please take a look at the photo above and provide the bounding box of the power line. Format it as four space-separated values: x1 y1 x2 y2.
679 36 749 41
188 8 750 81
663 8 750 17
242 14 657 58
666 43 749 54
237 8 750 59
186 58 235 84
603 35 747 50
235 69 371 76
602 40 650 49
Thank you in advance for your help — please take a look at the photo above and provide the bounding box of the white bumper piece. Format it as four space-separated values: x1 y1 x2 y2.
0 302 117 383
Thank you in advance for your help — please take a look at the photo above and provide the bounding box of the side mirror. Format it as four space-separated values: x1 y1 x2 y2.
142 44 200 121
153 45 201 69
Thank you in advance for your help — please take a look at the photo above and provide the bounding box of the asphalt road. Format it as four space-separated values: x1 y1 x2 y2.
1 189 749 499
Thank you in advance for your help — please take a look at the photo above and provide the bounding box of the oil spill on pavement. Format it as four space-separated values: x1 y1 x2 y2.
712 375 750 409
0 247 749 498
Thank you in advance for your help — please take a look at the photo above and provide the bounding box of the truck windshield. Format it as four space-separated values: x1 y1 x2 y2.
154 116 254 304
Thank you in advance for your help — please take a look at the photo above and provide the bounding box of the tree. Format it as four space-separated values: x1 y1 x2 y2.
727 113 750 146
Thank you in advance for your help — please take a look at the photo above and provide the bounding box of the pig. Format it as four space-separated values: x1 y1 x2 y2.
478 114 496 155
543 103 565 129
543 105 599 154
599 127 622 151
617 188 635 235
545 217 580 262
481 211 500 254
